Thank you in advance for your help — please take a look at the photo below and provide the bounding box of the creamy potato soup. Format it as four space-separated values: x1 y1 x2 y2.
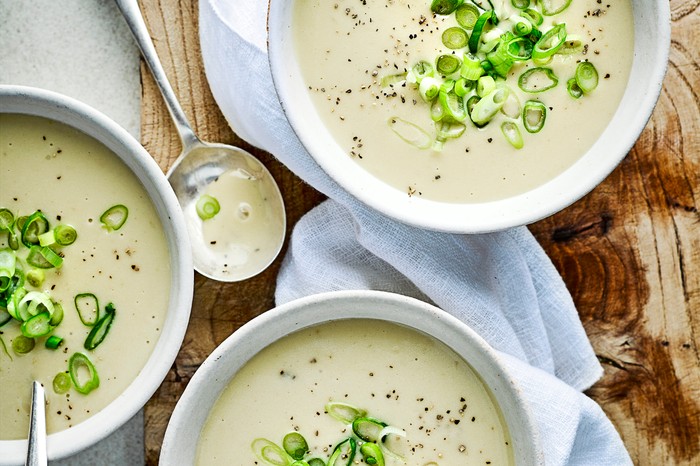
293 0 634 202
0 114 171 439
197 319 513 465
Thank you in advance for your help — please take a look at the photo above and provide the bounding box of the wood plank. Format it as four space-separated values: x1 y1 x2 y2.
138 0 699 464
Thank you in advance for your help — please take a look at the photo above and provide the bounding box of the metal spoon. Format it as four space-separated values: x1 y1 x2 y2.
26 381 47 466
115 0 286 282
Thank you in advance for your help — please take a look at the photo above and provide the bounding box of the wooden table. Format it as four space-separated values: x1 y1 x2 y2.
137 1 699 464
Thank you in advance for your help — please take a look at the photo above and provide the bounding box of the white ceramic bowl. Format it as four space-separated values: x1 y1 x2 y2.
161 290 544 465
267 0 670 233
0 85 193 464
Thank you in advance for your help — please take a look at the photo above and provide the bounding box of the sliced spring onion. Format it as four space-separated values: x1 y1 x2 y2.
0 248 16 292
100 204 128 231
26 245 63 269
54 225 78 246
442 27 469 49
18 290 55 322
21 311 53 338
387 117 433 150
522 8 543 26
501 121 524 149
53 372 71 394
0 309 11 327
455 3 479 28
325 401 367 424
533 23 567 60
251 438 292 466
518 67 558 93
26 269 45 288
557 35 583 55
485 36 515 77
21 211 49 248
12 335 35 354
380 73 406 88
459 53 484 81
567 77 583 99
430 0 464 15
470 86 510 125
510 15 533 36
360 443 385 466
454 78 474 97
6 287 27 321
328 438 356 466
506 36 534 61
437 122 467 141
0 208 14 231
407 61 434 84
438 89 468 122
84 305 115 350
38 230 56 247
511 0 529 9
500 86 522 118
307 459 325 466
291 462 310 466
540 0 573 15
196 195 220 221
75 293 99 326
45 335 64 350
522 100 547 133
575 61 599 93
419 77 440 101
69 352 100 394
353 417 388 442
7 229 19 250
435 54 461 75
477 75 496 97
50 301 64 326
466 95 487 128
283 432 308 460
468 10 494 53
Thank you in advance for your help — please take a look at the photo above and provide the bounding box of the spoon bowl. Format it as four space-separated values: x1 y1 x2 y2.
115 0 286 281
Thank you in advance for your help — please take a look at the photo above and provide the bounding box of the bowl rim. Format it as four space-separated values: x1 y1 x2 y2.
160 289 545 465
266 0 671 233
0 84 194 463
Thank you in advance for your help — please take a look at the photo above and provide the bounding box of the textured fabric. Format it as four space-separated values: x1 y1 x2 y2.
198 0 632 464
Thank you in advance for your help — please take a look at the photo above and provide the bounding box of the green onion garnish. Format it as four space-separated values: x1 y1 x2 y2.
459 53 484 81
518 67 558 93
539 0 573 15
12 335 35 354
511 0 530 9
283 432 309 460
387 117 433 150
26 246 62 269
477 75 496 97
251 438 292 466
454 78 474 97
455 3 479 29
438 89 468 122
468 10 495 54
442 27 469 49
533 23 567 60
435 54 461 75
54 225 78 246
0 248 16 293
575 61 599 93
100 204 129 231
21 311 53 338
84 304 115 350
196 195 221 221
0 208 14 231
26 269 45 288
566 77 583 99
469 86 510 125
75 293 99 326
328 438 356 466
53 372 71 394
522 100 547 133
522 8 544 26
21 211 49 248
325 401 367 424
38 230 56 247
407 61 434 84
50 301 64 326
430 0 464 15
307 459 325 466
45 335 64 350
359 442 385 466
418 77 440 102
352 417 388 442
69 352 100 394
501 121 524 149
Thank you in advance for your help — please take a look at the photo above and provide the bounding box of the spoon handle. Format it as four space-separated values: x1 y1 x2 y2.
114 0 200 149
26 381 47 466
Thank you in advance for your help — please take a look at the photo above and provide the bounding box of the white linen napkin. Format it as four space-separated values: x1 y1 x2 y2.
198 0 632 464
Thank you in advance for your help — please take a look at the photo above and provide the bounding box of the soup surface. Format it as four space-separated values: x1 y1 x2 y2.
0 114 171 438
292 0 634 202
197 319 513 465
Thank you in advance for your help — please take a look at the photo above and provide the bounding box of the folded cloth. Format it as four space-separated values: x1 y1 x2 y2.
198 0 632 464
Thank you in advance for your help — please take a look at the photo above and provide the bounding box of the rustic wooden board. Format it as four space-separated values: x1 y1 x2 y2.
138 0 699 464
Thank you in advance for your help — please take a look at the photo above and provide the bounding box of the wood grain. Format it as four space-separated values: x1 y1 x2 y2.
138 0 699 464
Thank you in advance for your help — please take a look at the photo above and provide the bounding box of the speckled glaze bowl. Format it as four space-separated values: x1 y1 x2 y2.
0 85 193 464
266 0 670 233
160 290 544 465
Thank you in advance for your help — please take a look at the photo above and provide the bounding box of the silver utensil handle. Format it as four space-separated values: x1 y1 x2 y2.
26 381 47 466
114 0 199 148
